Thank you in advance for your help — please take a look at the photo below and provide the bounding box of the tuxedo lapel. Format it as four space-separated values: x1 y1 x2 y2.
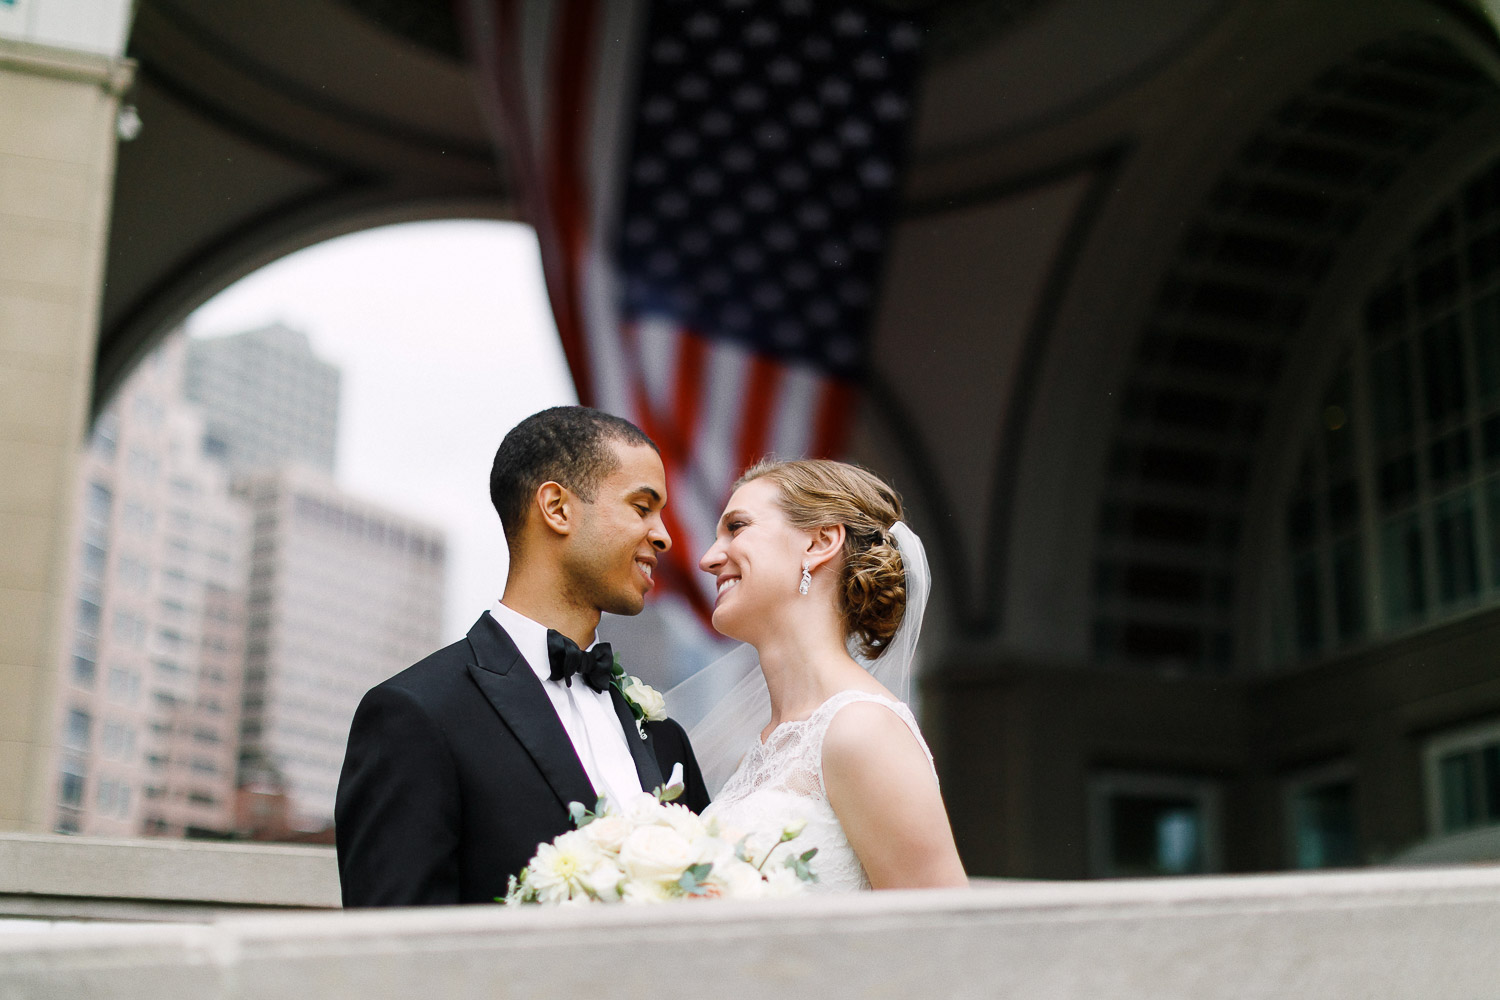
464 612 597 811
608 686 664 793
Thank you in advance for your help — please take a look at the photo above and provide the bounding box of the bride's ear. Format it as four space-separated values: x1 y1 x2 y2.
804 523 844 572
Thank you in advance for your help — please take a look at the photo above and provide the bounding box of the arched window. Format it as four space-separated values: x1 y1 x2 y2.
1279 157 1500 663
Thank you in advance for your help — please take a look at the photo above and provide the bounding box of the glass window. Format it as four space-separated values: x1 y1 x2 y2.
64 709 91 751
1474 292 1500 401
1371 342 1415 441
1420 316 1468 424
91 417 118 459
1379 514 1427 625
1425 720 1500 834
1487 477 1500 589
76 598 101 635
1433 492 1480 605
1292 553 1322 653
72 654 96 686
58 762 85 808
1288 771 1357 869
1278 158 1500 664
1089 773 1221 877
85 482 113 521
1331 538 1365 640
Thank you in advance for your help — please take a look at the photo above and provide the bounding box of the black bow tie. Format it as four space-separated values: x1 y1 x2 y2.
546 630 614 693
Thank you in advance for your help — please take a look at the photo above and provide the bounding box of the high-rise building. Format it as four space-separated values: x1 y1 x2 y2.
49 337 249 838
236 467 446 830
50 321 445 839
183 322 341 474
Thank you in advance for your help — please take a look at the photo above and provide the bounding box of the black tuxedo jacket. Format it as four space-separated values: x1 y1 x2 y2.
335 611 710 907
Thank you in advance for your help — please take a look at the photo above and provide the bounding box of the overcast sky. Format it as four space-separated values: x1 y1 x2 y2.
187 220 576 641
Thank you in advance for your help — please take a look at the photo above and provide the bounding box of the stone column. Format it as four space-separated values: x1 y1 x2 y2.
0 1 134 831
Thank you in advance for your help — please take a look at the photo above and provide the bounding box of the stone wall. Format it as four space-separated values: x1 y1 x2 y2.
0 33 132 834
2 863 1498 999
0 833 337 921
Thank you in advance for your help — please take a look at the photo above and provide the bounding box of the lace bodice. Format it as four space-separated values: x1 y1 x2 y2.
701 690 937 893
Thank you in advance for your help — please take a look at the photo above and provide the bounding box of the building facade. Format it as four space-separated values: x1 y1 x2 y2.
49 337 248 838
236 467 446 831
183 322 341 475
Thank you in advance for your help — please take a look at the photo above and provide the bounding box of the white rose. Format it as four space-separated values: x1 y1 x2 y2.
656 802 708 842
583 815 633 855
618 825 697 885
690 832 744 870
714 858 770 899
579 858 625 900
620 879 672 904
622 677 668 721
619 791 668 825
763 864 808 898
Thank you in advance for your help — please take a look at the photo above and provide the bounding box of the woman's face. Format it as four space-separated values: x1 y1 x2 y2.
698 477 811 641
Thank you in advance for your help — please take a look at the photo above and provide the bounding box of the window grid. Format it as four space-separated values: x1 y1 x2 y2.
1093 35 1495 673
1280 158 1500 662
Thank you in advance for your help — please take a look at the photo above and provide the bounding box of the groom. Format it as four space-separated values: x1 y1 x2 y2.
335 406 710 907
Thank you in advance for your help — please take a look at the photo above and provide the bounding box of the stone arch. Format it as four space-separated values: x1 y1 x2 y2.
93 196 518 419
1089 33 1500 673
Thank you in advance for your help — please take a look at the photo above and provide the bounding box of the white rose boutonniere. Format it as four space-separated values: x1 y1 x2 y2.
609 654 667 739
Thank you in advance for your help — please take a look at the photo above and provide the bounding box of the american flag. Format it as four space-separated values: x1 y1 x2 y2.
467 0 924 622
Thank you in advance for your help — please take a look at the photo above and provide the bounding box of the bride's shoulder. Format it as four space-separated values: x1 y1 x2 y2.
818 694 928 767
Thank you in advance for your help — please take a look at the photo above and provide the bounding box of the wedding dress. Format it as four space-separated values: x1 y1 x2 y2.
668 522 934 893
701 689 937 892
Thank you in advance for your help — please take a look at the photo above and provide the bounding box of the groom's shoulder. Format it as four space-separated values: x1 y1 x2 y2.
367 634 474 706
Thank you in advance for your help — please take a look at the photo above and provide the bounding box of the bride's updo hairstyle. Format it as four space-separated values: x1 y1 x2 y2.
735 458 905 658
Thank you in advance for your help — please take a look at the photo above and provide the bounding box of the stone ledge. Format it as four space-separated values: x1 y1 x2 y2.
2 866 1500 998
0 38 133 93
0 833 339 911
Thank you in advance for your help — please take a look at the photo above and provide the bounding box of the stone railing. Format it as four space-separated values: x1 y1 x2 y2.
1 834 1498 1000
0 833 338 921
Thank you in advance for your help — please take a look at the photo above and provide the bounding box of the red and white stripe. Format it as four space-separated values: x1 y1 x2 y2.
467 0 856 627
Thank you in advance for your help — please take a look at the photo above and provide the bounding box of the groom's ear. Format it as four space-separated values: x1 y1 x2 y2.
535 481 574 537
805 523 844 571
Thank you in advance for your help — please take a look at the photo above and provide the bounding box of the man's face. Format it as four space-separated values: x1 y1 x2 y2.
563 440 671 616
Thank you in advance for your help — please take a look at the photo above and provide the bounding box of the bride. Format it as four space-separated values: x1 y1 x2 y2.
672 458 968 892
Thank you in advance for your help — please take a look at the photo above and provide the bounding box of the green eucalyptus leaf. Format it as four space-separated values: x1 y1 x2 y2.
677 862 713 896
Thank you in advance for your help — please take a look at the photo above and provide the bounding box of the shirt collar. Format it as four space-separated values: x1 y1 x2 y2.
490 599 600 686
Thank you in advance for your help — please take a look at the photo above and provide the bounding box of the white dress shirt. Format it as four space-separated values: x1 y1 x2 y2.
489 600 644 810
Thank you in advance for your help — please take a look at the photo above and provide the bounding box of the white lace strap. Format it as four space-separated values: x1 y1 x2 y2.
811 690 938 786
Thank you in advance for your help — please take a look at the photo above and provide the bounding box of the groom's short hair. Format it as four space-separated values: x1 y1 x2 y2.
490 406 658 546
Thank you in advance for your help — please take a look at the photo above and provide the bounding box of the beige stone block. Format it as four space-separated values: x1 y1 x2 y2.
0 71 110 164
0 440 73 513
0 512 59 590
0 740 32 828
0 216 88 290
0 157 89 225
0 665 41 746
0 284 86 370
0 368 80 444
0 587 49 666
0 834 340 906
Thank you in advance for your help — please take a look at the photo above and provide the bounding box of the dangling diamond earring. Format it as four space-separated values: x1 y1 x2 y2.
798 562 812 596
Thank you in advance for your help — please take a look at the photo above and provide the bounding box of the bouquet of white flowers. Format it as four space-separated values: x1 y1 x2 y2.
502 769 818 905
